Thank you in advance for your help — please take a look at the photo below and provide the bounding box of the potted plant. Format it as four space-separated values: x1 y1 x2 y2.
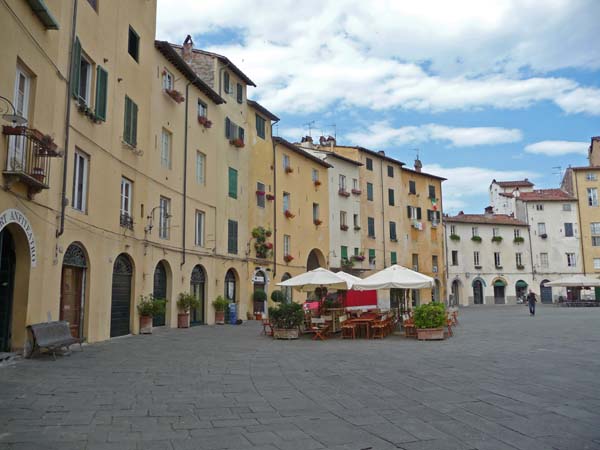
165 88 185 103
491 236 503 243
414 302 447 340
285 166 293 174
351 254 365 262
137 294 166 334
253 290 267 320
266 194 275 201
351 188 361 195
313 219 322 226
198 115 212 128
271 290 286 304
284 210 295 219
513 236 525 244
31 167 45 183
450 234 460 241
283 254 294 263
341 258 354 269
314 179 321 187
230 138 245 148
340 224 349 231
471 235 482 243
338 189 350 197
176 292 200 328
268 302 304 339
353 226 361 231
212 296 229 324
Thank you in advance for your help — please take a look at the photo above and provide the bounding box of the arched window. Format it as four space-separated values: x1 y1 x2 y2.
190 265 206 325
225 269 237 302
473 280 483 305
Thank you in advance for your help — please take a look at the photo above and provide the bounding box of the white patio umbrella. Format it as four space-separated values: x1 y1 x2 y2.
276 267 351 292
352 265 434 290
333 271 363 289
545 275 600 288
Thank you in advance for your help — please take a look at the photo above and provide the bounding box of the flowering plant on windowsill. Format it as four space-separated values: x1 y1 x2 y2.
230 138 245 148
471 236 482 243
285 166 293 174
284 210 295 219
351 254 365 262
256 190 266 196
513 236 525 244
340 224 349 231
314 180 321 186
351 188 361 195
313 219 322 226
198 115 212 128
354 226 361 231
517 264 525 270
338 189 350 197
165 88 185 103
283 254 294 263
266 194 275 201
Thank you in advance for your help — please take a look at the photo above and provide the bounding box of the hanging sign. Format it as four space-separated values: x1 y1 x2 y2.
0 208 37 267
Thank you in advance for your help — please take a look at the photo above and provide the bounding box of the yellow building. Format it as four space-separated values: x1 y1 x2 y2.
562 137 600 276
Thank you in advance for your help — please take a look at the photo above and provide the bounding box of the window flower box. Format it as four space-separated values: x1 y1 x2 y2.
354 226 361 231
265 230 272 237
283 254 294 263
314 180 321 187
284 210 295 219
540 233 548 239
340 224 349 231
230 138 245 148
471 236 482 243
513 236 525 244
31 167 46 183
165 88 185 103
450 234 460 241
198 115 212 128
351 255 365 262
2 125 27 136
313 219 322 226
517 264 525 270
256 190 266 196
338 189 350 197
285 166 293 174
491 236 503 243
351 188 361 195
266 194 275 201
341 259 354 269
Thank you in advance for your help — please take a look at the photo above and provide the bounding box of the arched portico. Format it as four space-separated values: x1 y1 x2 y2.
306 248 326 271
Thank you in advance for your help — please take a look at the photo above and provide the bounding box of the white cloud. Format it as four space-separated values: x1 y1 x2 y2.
346 122 522 148
423 164 538 213
524 140 589 156
157 0 600 116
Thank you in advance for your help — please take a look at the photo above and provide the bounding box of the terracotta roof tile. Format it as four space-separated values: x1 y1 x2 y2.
494 179 534 188
517 189 576 202
445 214 528 226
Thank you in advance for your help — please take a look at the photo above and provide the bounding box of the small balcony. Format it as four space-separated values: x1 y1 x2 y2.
120 213 134 230
2 125 62 197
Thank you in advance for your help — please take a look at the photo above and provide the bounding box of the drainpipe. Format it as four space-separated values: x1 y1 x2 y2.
524 202 536 283
181 80 193 268
271 126 278 278
574 174 586 274
379 158 386 267
57 0 78 238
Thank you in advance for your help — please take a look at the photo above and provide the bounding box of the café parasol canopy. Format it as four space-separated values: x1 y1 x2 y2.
352 264 434 290
334 271 363 289
544 275 600 288
276 267 351 292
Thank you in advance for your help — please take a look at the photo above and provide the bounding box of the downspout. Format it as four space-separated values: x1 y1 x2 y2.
379 158 386 267
574 173 586 274
57 0 78 238
524 201 535 282
441 181 448 302
181 81 193 268
271 127 278 278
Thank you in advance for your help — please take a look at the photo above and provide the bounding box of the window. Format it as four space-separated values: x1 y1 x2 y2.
228 167 238 199
540 253 549 268
432 255 438 272
159 196 170 239
225 117 244 142
564 223 574 237
340 211 347 227
283 154 290 171
353 178 359 190
195 210 205 246
472 227 479 237
353 214 359 228
256 182 265 208
567 253 576 267
367 217 375 237
494 252 501 267
588 188 598 207
72 150 89 212
162 69 174 90
196 152 206 185
197 100 207 118
283 234 291 256
256 114 266 139
587 172 597 181
366 157 373 170
223 72 230 94
407 206 422 220
388 188 395 206
283 192 290 212
14 66 30 124
78 54 92 105
368 249 376 264
412 254 419 271
450 225 456 235
367 182 373 201
339 174 347 191
120 177 132 223
94 66 108 120
594 258 600 270
389 221 397 240
563 204 572 211
161 128 171 168
409 180 416 194
354 248 360 256
516 252 522 267
474 251 480 267
312 203 319 222
428 185 436 199
451 250 458 266
236 83 243 103
312 169 319 183
536 204 544 211
492 227 500 237
391 251 397 265
592 237 600 247
123 95 138 146
592 223 600 246
514 228 521 238
387 165 393 177
86 0 97 10
538 222 546 235
340 246 348 261
128 26 139 62
227 220 238 254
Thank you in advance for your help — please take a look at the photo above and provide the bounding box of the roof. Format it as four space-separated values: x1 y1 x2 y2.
306 149 363 166
569 166 600 171
273 137 333 168
517 189 576 202
402 166 447 182
445 213 528 226
154 41 225 104
335 145 406 167
247 100 279 122
171 44 256 87
492 179 534 188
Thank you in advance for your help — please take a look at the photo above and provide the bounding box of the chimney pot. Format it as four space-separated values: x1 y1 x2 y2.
414 158 422 172
182 35 194 63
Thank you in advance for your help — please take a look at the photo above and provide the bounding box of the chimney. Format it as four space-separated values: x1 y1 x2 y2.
458 211 464 216
319 136 326 146
589 136 600 167
378 150 385 156
300 136 314 149
414 157 422 172
325 135 336 150
182 35 194 64
484 206 493 216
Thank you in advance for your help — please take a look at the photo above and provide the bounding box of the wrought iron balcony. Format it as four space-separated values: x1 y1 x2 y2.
2 125 62 197
120 213 134 230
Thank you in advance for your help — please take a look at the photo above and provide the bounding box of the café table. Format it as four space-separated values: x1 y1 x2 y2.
350 313 378 339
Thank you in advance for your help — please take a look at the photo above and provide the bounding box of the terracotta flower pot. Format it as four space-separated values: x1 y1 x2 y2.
215 310 225 325
416 328 445 340
139 315 153 334
178 313 190 328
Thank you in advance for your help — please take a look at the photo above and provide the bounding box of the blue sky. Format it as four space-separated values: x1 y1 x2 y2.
156 0 600 214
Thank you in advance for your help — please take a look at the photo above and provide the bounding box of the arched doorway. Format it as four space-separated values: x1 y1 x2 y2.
473 279 484 305
253 270 267 315
190 265 206 325
110 254 133 337
451 279 460 306
225 269 237 302
493 278 506 304
516 280 528 304
306 248 325 270
153 261 169 326
540 280 552 303
432 279 441 302
281 272 293 303
60 243 88 338
0 230 16 351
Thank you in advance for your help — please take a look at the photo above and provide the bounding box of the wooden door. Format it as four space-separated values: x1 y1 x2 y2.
494 285 506 304
60 266 84 338
0 230 16 352
110 255 132 337
153 263 167 326
473 281 483 305
540 282 553 303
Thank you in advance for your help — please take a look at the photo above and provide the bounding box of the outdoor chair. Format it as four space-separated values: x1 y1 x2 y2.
262 318 273 336
370 319 386 339
340 315 357 339
310 317 330 341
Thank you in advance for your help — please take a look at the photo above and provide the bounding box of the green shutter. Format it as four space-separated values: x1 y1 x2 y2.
71 37 81 98
239 127 244 142
389 189 394 205
224 72 230 93
417 207 422 220
407 206 412 218
228 168 238 199
228 220 238 254
95 66 108 120
123 96 131 144
391 251 397 265
236 83 242 103
131 101 138 146
225 117 231 139
341 246 348 260
369 249 376 262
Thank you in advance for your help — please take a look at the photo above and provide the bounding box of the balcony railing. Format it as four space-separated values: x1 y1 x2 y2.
2 125 62 197
120 213 134 230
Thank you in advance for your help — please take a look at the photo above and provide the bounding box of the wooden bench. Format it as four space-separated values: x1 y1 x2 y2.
27 321 82 360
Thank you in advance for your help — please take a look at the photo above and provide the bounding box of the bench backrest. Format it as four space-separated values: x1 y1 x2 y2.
29 321 73 346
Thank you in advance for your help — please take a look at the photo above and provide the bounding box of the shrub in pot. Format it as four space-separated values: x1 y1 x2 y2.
413 302 447 340
252 290 267 319
176 292 200 328
268 302 304 339
270 289 286 304
212 296 229 324
137 294 166 334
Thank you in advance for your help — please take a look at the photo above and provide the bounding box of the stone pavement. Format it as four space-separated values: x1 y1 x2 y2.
1 306 600 450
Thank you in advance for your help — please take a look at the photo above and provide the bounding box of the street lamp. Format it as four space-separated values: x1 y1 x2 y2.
0 95 27 125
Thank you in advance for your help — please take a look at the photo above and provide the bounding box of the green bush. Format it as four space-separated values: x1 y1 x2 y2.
450 234 460 241
413 302 446 329
268 302 304 329
212 295 229 312
471 235 482 243
253 290 268 303
137 294 167 317
270 290 286 303
513 236 525 244
177 292 200 313
491 236 503 243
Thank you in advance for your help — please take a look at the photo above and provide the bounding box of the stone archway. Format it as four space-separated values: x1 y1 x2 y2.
451 279 461 306
153 260 172 327
190 265 206 325
307 248 326 271
60 242 89 339
110 254 134 338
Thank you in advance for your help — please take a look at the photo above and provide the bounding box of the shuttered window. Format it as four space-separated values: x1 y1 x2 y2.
256 114 266 139
388 188 395 206
428 185 436 199
94 66 108 120
389 221 397 240
224 72 230 93
123 96 138 146
390 251 397 265
367 182 373 201
225 117 231 139
228 167 238 199
71 37 82 98
368 249 376 264
341 246 348 260
236 83 243 103
368 217 375 237
227 220 238 254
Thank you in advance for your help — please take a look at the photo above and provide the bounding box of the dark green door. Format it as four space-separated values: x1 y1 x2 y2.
0 230 16 352
110 254 132 338
153 262 167 326
190 265 205 326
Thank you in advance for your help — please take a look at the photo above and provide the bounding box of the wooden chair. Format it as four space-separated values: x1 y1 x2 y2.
370 319 386 339
262 318 273 336
310 318 330 341
402 315 417 338
340 315 357 339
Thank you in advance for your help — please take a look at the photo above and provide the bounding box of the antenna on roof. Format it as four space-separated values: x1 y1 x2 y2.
304 120 315 137
274 123 279 137
414 148 420 159
552 166 562 184
330 123 337 140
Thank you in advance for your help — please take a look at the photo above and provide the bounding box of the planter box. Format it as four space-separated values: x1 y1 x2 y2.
178 313 190 328
139 315 153 334
215 310 225 325
273 328 299 340
417 327 445 340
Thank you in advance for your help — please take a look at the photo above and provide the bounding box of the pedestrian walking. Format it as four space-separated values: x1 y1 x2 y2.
527 289 537 316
